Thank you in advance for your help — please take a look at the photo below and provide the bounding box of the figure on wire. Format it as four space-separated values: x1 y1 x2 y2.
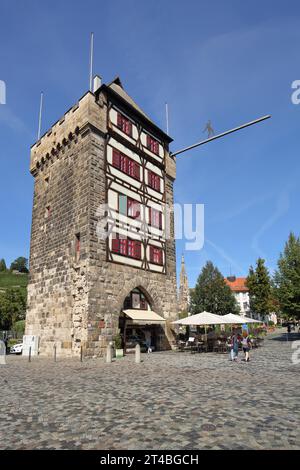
203 120 215 138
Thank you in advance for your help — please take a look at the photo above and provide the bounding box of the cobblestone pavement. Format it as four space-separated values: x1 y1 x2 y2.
1 330 299 450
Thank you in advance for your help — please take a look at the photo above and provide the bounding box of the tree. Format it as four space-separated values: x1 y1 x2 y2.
190 261 239 315
0 258 7 272
10 257 29 273
246 258 272 318
274 232 300 319
0 288 27 330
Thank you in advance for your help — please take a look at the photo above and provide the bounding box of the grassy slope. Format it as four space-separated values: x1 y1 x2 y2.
0 272 28 290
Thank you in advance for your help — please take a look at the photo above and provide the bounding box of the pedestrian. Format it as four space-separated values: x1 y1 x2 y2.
144 329 152 354
229 330 239 361
242 332 251 362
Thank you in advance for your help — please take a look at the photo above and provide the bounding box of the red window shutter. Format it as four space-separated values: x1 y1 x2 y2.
147 134 150 149
120 238 127 255
112 149 120 168
112 237 119 253
117 113 122 128
149 246 154 263
134 162 140 180
149 207 152 226
135 203 141 220
148 170 151 187
128 121 132 136
127 198 132 217
128 159 133 177
159 211 162 229
159 249 163 265
156 175 161 192
134 241 141 259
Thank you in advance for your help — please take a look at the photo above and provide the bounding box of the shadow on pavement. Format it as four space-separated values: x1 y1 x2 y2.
270 332 300 341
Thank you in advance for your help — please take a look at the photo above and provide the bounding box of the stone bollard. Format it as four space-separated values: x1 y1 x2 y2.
0 340 6 365
135 343 141 364
106 343 112 363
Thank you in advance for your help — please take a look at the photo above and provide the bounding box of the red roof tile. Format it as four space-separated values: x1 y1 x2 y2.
224 277 249 292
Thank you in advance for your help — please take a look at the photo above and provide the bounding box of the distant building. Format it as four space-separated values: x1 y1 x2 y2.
225 276 250 317
178 254 189 313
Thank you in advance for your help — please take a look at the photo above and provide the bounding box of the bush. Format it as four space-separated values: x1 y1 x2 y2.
113 334 123 349
12 320 25 336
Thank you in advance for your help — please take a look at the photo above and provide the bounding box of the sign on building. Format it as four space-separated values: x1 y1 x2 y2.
22 335 39 356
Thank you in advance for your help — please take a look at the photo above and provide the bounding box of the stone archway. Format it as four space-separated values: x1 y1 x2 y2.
115 281 173 353
113 276 164 317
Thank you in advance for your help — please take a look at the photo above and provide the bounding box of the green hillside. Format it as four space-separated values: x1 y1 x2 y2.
0 272 28 290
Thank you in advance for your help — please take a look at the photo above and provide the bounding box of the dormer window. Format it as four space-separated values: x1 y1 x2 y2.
146 135 159 155
117 112 132 136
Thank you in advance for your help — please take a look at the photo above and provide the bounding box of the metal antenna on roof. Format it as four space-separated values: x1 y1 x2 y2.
89 32 94 92
37 92 43 141
165 102 169 135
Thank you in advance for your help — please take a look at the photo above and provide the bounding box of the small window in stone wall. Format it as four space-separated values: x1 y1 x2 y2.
75 233 81 262
45 206 51 218
44 176 49 187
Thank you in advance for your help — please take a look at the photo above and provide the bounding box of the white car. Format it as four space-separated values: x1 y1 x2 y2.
10 343 23 355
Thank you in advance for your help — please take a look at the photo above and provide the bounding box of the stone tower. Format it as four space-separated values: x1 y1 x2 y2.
178 254 189 313
25 77 178 357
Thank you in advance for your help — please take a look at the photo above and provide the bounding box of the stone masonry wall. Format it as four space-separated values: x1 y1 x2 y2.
26 93 107 357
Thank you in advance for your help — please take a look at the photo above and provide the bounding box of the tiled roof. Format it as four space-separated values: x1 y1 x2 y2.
225 277 249 292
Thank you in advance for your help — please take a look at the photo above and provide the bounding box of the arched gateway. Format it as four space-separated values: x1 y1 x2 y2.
118 287 169 353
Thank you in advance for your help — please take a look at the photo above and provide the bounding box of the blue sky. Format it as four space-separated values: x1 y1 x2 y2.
1 0 300 286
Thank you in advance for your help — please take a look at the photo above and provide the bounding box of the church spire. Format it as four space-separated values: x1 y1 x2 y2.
178 253 189 313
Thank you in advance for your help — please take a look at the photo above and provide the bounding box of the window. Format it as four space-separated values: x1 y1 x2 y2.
112 149 140 180
128 198 141 219
75 233 80 262
148 170 161 192
44 176 49 187
117 112 132 136
149 246 163 265
112 236 142 259
122 288 150 310
45 206 51 218
146 134 159 155
118 194 141 220
149 207 162 229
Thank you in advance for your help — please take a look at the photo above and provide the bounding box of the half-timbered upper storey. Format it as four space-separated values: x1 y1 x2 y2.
95 77 173 274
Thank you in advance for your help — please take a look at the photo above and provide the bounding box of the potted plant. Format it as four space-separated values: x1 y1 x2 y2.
113 334 123 358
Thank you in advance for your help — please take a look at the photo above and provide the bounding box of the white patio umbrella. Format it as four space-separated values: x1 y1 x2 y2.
173 311 229 326
223 313 262 324
172 311 231 342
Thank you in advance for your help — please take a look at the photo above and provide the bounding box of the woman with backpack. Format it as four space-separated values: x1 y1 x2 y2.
242 332 251 362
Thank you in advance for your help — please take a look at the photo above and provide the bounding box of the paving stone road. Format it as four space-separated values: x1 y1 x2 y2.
0 330 299 450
